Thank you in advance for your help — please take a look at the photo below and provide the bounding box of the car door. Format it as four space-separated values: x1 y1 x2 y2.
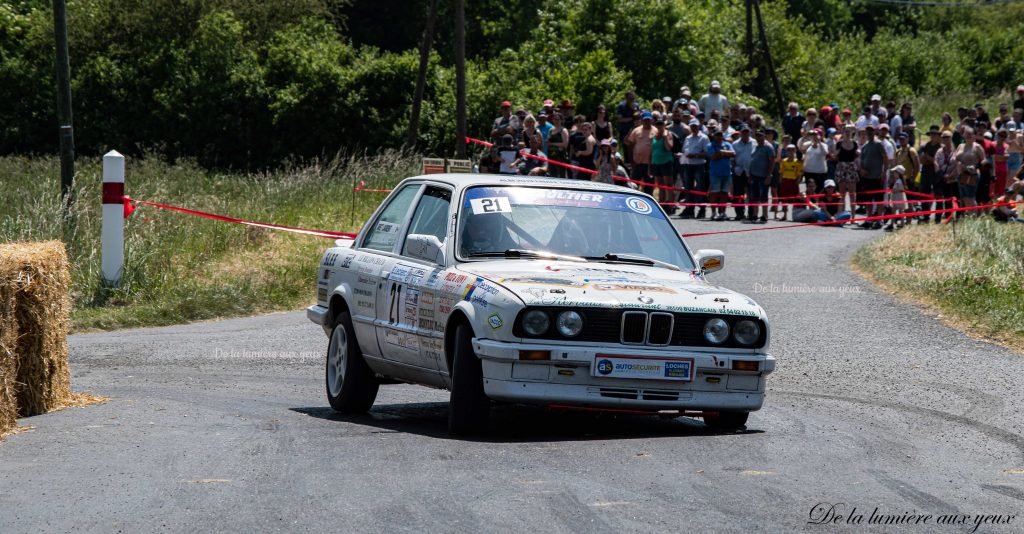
353 183 420 360
398 185 453 372
373 185 449 370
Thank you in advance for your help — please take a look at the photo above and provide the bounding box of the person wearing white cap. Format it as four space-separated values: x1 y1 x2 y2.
698 80 729 117
883 164 908 231
870 94 886 121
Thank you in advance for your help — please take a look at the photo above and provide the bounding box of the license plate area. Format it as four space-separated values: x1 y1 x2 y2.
593 354 694 381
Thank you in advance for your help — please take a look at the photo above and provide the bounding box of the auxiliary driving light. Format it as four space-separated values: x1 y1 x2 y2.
732 360 759 371
519 350 551 361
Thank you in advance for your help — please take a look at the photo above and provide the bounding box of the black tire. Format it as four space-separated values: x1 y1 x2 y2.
448 324 490 435
325 311 379 413
703 410 749 431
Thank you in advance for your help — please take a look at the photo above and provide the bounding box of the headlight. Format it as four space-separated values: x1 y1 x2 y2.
522 310 550 336
703 318 730 344
556 311 583 337
733 320 761 345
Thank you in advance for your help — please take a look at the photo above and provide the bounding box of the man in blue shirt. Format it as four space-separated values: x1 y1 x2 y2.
536 112 554 155
706 129 736 221
730 125 754 221
747 129 776 223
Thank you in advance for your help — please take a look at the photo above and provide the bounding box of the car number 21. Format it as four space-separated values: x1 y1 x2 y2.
470 197 512 215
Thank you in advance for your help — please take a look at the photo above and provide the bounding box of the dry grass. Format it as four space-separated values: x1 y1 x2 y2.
0 241 107 440
853 219 1024 354
0 152 413 331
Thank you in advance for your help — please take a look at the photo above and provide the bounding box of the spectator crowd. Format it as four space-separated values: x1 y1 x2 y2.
480 82 1024 229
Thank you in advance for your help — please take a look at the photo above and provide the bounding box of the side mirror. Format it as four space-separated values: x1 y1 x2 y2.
405 234 445 265
335 238 354 248
694 249 724 274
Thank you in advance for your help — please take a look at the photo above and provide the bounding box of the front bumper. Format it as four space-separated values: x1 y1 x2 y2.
473 338 774 412
307 304 330 335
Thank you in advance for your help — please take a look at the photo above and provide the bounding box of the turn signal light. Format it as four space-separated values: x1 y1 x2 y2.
732 360 758 371
519 350 551 361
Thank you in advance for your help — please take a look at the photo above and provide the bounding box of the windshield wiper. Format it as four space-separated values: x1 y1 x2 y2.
468 249 586 262
583 252 681 271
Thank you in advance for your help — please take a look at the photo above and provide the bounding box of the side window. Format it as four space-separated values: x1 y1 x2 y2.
402 186 452 254
363 185 420 252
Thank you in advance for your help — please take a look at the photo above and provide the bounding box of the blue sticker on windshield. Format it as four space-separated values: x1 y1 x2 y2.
625 197 653 214
464 187 660 217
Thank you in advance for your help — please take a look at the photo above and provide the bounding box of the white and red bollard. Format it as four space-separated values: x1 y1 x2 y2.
101 150 124 287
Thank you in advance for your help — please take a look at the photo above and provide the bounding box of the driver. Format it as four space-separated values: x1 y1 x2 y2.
460 213 516 255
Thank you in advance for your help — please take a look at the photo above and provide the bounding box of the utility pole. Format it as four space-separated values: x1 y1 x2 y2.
406 0 439 148
52 0 75 212
454 0 467 158
752 0 785 120
745 0 753 72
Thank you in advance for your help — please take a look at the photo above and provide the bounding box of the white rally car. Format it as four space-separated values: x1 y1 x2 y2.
307 174 773 434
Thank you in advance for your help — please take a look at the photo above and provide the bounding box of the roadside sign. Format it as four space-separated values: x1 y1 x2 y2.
422 158 446 175
446 159 472 173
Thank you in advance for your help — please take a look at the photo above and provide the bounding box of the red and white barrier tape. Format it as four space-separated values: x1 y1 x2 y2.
353 180 393 193
681 200 1008 238
124 196 356 240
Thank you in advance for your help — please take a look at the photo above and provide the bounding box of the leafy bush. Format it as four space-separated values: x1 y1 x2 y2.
1 0 1023 167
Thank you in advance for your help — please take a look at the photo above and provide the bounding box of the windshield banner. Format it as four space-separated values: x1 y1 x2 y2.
464 186 659 217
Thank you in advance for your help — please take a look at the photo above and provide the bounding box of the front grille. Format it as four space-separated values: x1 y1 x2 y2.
513 307 767 348
647 313 674 345
621 311 647 344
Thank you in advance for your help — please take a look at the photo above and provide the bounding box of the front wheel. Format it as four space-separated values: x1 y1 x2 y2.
703 411 749 431
325 311 379 413
448 324 490 435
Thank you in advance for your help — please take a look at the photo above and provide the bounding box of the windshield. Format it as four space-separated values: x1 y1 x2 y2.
457 186 695 271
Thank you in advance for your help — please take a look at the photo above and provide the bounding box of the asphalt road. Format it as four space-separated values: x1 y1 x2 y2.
3 217 1024 533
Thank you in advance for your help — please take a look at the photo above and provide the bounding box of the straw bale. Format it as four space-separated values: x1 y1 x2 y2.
0 276 16 436
0 241 72 424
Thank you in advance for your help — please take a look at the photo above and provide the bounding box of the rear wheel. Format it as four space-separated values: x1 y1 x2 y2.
703 411 749 431
325 311 379 413
448 324 490 435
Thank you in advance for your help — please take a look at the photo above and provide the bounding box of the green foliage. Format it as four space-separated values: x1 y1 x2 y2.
0 151 416 330
1 0 1023 167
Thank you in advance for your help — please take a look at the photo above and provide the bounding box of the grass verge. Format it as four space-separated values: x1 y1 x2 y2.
852 217 1024 354
0 152 414 332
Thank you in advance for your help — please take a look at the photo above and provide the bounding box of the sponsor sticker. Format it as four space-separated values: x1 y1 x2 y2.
487 313 503 330
462 187 662 216
594 283 676 294
626 196 653 214
702 257 722 270
592 355 694 381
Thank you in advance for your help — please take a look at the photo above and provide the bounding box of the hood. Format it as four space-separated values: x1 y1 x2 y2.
456 260 763 318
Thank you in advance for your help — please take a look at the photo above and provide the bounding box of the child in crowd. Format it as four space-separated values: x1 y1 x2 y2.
594 139 616 184
494 134 519 175
883 164 908 231
779 144 803 220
